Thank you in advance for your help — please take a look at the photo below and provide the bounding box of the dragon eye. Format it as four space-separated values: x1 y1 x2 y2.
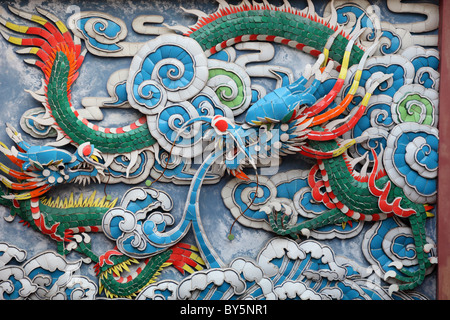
82 144 93 157
215 119 228 132
78 142 94 159
212 115 230 133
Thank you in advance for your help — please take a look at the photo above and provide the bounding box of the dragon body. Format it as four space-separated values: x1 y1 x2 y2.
95 243 204 299
0 187 204 299
0 0 437 298
0 187 115 261
269 129 434 292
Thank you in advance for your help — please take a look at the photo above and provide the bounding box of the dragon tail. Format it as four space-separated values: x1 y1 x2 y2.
96 243 205 299
166 243 205 274
1 6 156 154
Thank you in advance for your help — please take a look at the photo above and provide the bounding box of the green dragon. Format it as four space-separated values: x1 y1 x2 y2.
0 186 204 299
268 127 435 293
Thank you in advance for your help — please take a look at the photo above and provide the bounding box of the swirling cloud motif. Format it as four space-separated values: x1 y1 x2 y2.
362 216 436 284
207 59 252 116
344 95 394 160
0 248 97 300
22 251 95 300
339 52 431 163
102 187 175 258
150 148 225 185
222 170 363 239
339 46 439 165
137 238 427 300
68 11 177 57
222 174 278 231
127 34 209 116
329 1 438 54
0 242 26 268
137 268 248 300
0 266 37 300
147 87 235 159
255 238 427 300
383 123 439 203
0 243 34 300
391 84 438 127
341 54 415 108
135 280 179 300
101 149 155 184
376 24 412 56
177 268 247 300
79 69 132 121
20 107 57 140
68 11 129 55
402 46 440 90
147 100 206 158
330 1 413 55
127 34 248 158
345 83 438 162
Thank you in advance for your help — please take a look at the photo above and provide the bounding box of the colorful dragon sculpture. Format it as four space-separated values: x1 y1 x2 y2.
0 0 438 298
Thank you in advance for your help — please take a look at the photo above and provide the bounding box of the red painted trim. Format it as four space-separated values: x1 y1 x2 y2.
438 0 450 300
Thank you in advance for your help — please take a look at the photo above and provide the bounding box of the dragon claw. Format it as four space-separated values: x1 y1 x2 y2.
388 260 404 270
383 270 397 281
388 284 399 296
423 243 434 253
429 257 438 264
300 228 311 238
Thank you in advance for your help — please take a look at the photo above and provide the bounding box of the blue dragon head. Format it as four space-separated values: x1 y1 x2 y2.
0 124 106 200
176 44 391 182
175 54 338 180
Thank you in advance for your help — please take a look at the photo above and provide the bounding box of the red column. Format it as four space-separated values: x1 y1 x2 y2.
438 0 450 300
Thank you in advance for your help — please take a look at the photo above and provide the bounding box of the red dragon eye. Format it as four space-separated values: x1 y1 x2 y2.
215 119 228 132
82 144 92 157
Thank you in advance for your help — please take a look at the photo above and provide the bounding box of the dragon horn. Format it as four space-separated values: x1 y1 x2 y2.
0 163 34 180
321 23 343 67
306 64 364 128
7 6 65 42
308 72 394 141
